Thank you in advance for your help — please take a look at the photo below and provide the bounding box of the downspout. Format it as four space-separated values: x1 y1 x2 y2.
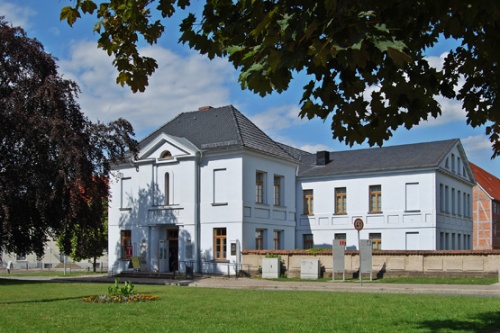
195 151 202 273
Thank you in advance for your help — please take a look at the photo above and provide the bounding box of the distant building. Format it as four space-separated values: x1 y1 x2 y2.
470 162 500 249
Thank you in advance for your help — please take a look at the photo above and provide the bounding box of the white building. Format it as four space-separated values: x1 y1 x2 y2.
296 140 475 251
108 105 303 275
108 105 475 275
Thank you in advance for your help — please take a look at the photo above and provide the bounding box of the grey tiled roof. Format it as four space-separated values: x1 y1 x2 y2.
298 139 460 177
139 105 301 162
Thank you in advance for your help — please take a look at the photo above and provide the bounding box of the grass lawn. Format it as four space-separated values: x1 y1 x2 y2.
0 279 499 333
280 276 499 285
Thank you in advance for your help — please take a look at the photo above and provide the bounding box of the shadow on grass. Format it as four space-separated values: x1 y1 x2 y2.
418 311 500 333
0 278 90 304
0 296 87 305
0 278 54 286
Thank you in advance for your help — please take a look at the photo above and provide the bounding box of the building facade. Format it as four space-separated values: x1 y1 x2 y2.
108 106 302 275
107 105 475 275
470 162 500 249
296 141 475 251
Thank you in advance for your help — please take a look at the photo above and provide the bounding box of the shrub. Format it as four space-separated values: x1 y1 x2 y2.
83 278 159 304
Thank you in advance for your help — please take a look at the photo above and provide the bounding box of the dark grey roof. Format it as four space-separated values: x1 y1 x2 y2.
139 105 301 162
298 139 460 177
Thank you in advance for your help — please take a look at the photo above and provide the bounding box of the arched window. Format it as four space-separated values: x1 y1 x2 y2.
165 172 170 205
160 150 172 159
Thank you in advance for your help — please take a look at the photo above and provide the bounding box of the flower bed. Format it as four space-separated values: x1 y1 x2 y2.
82 278 159 303
83 293 159 303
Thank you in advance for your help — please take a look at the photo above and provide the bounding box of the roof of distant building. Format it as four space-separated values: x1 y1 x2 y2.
470 162 500 201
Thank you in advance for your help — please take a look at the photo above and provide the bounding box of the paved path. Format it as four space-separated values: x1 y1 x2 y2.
3 275 499 297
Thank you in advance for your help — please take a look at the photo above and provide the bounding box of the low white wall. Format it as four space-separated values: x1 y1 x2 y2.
243 250 500 278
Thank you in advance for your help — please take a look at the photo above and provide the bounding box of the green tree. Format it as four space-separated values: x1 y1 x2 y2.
0 18 138 259
61 0 500 156
57 182 109 272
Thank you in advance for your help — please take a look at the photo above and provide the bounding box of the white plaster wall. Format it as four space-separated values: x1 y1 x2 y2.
296 170 442 250
241 152 298 250
199 153 244 223
108 149 198 274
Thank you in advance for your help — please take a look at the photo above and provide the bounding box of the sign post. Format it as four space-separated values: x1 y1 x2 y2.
332 239 346 281
353 218 364 285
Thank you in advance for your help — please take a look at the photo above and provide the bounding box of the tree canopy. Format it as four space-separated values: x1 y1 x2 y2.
0 19 138 258
60 1 500 156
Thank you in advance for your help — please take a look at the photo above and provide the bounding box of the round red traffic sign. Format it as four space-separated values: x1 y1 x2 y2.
353 218 364 231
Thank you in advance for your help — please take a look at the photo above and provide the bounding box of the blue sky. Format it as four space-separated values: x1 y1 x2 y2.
2 0 499 178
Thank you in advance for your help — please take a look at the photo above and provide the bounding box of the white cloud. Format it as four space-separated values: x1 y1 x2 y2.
462 135 492 153
58 41 236 137
361 51 467 129
426 52 449 71
0 1 36 28
249 104 305 134
298 144 331 153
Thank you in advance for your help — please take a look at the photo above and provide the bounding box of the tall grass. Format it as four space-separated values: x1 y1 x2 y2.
0 279 498 333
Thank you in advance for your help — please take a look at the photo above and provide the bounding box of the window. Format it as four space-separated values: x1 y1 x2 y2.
164 172 170 205
213 169 227 204
303 234 314 249
467 194 471 217
120 177 132 209
369 233 382 250
256 171 265 204
160 150 172 158
451 188 456 214
463 192 467 217
369 185 382 213
303 190 314 215
121 230 132 259
445 186 449 213
457 190 461 215
273 230 282 250
440 184 445 212
16 254 26 261
451 153 455 172
274 175 283 206
405 183 419 211
255 229 265 250
213 228 227 260
335 187 347 214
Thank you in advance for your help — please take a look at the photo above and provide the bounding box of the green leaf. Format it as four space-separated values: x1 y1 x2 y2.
81 0 97 14
386 46 412 67
60 6 81 27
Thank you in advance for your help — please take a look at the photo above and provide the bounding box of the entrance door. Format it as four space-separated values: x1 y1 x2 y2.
168 229 179 272
159 239 168 272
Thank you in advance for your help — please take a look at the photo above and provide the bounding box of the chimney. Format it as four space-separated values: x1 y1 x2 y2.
198 106 213 111
316 151 330 165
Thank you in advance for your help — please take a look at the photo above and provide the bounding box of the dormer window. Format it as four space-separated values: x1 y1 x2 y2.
160 150 172 159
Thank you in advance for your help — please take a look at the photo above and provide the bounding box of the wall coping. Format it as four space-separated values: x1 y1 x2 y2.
242 250 500 257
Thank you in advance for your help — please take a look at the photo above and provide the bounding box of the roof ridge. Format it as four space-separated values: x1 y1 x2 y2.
231 107 299 161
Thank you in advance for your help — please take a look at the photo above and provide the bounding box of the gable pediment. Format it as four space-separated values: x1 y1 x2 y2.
138 133 198 161
438 141 475 183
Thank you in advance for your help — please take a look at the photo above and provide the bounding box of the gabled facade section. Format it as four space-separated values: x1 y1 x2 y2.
296 139 475 251
108 105 302 275
470 162 500 249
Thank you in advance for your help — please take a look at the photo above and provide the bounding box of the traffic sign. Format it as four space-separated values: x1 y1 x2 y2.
353 218 364 231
